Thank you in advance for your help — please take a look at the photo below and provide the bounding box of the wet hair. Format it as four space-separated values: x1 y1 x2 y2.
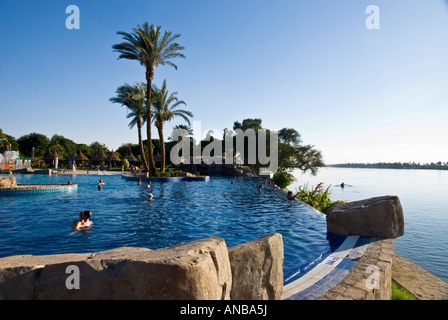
81 210 92 220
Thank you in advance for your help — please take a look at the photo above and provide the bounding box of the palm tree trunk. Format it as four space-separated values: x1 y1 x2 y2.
137 118 149 171
146 67 157 175
157 124 166 172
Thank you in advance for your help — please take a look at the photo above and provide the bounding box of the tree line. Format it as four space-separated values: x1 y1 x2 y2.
328 162 448 170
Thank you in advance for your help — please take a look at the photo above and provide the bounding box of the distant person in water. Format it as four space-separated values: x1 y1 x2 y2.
147 193 154 201
340 182 345 188
72 210 93 230
147 181 152 189
258 184 263 193
287 191 299 200
138 179 142 186
98 179 105 190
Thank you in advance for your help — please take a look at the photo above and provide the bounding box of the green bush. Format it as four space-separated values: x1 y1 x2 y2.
272 169 295 189
295 182 346 214
122 159 130 171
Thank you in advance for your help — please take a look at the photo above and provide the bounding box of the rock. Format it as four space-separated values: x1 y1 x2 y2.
228 233 283 300
0 176 17 188
0 234 285 300
0 237 232 300
326 196 404 239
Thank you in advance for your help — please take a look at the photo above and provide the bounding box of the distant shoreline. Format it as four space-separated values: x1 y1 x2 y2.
326 163 448 171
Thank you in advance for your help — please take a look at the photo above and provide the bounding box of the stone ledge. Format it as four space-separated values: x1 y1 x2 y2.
316 239 393 300
0 234 284 300
392 252 448 300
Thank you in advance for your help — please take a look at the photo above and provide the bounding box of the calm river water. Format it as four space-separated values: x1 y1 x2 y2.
291 167 448 283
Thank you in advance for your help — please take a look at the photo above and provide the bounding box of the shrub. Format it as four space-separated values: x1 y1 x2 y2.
272 169 295 189
122 159 130 171
295 182 346 214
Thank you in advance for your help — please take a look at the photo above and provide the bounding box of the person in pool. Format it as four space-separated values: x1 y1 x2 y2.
286 191 299 200
72 210 93 230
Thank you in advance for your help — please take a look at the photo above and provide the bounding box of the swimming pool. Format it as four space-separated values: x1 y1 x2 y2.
0 174 344 276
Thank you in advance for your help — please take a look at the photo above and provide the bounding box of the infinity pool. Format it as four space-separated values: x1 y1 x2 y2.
0 174 343 275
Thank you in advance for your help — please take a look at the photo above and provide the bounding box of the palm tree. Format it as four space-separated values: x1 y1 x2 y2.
152 79 193 172
110 83 149 171
112 22 185 175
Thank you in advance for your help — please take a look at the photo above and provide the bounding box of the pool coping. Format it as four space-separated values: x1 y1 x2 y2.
283 236 387 300
282 190 393 300
0 184 78 195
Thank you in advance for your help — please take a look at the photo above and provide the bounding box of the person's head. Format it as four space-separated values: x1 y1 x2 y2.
80 210 92 221
287 191 293 198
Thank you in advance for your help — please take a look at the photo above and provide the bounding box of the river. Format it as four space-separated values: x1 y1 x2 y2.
290 167 448 283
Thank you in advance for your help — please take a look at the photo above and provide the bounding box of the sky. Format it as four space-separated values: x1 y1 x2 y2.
1 0 448 164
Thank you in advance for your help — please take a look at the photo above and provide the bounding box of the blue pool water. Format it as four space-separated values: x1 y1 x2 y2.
0 174 343 273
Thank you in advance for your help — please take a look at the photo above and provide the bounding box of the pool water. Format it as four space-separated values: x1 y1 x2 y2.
0 174 343 274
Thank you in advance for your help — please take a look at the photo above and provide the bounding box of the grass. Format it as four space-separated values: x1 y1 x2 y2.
391 280 418 300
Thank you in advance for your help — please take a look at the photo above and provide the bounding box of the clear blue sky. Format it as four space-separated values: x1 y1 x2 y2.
1 0 447 164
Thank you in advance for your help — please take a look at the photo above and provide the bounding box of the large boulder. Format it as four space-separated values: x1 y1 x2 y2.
326 196 404 239
0 234 285 300
228 233 283 300
0 237 232 300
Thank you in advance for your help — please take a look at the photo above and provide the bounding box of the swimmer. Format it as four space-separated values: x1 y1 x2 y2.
147 181 152 189
72 210 93 230
98 179 105 190
147 193 154 201
138 179 142 186
286 191 299 200
258 184 263 193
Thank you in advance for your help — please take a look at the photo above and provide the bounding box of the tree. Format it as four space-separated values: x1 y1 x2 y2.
16 133 49 158
232 120 324 183
89 141 109 155
151 79 192 171
110 82 149 171
49 134 77 159
278 128 324 175
113 22 185 175
233 118 262 131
